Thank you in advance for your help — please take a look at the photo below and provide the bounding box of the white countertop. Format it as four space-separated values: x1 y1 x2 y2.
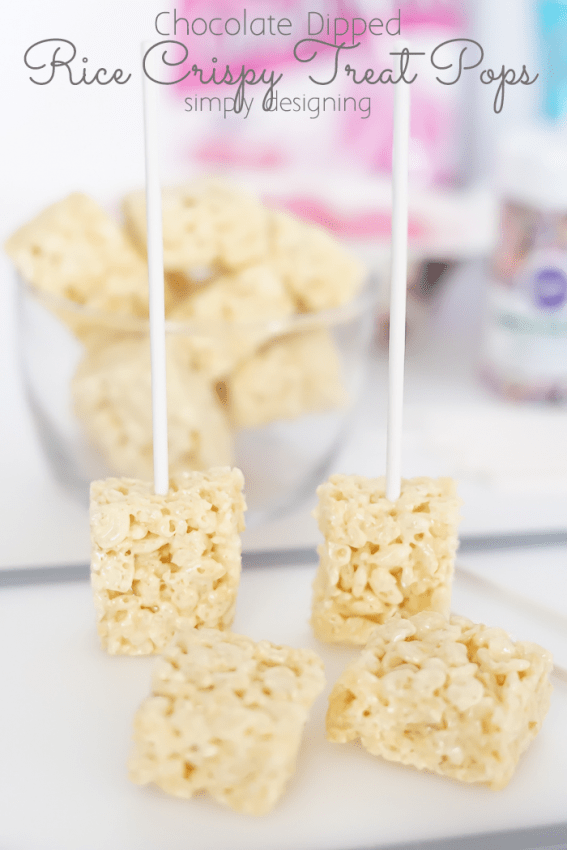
1 556 566 850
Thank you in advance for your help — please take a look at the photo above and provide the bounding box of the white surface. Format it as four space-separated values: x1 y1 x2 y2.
410 402 567 494
1 558 566 850
497 125 567 211
455 549 567 674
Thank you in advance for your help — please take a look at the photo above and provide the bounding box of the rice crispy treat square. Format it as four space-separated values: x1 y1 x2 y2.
90 469 245 655
171 264 294 325
226 329 347 429
5 193 149 319
169 264 296 378
73 337 233 480
129 628 325 815
269 211 366 312
311 475 461 645
326 612 553 790
123 179 270 274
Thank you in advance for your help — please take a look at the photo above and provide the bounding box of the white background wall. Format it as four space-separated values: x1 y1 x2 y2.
465 0 541 181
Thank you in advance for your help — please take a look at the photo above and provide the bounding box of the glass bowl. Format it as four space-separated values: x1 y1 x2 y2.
17 274 377 525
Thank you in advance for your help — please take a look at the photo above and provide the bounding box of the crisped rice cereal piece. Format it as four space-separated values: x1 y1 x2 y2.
312 475 461 645
171 263 294 324
269 210 366 312
90 470 246 655
123 179 270 273
5 193 149 319
226 329 347 429
72 337 233 480
326 611 553 789
169 264 295 378
129 628 325 813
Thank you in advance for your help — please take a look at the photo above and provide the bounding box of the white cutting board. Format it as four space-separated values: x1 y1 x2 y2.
1 562 566 850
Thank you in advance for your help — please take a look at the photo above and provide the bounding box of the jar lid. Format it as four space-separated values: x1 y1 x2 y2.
497 126 567 211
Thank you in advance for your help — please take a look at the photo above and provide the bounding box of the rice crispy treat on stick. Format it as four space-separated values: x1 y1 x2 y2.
326 611 553 790
226 329 347 429
90 469 246 655
129 628 325 814
312 475 461 645
5 193 150 334
269 210 366 312
72 337 233 480
123 179 271 274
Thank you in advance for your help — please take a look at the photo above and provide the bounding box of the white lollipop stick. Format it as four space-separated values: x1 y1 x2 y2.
142 42 169 495
386 43 411 502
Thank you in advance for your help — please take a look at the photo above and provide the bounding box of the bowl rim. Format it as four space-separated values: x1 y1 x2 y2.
18 272 379 336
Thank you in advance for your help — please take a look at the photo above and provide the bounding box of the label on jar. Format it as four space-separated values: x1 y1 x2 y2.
483 204 567 400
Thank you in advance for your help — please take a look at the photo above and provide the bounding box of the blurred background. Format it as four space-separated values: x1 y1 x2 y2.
1 0 567 567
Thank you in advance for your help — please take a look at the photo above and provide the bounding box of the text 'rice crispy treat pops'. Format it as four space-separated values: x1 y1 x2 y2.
90 468 246 655
129 628 325 815
326 611 553 789
311 475 461 645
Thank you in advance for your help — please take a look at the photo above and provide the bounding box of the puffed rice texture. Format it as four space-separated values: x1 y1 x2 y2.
73 337 233 479
269 210 366 312
168 263 296 379
90 469 246 654
326 611 553 789
129 627 325 814
123 179 270 273
5 193 149 321
226 329 347 429
312 475 461 644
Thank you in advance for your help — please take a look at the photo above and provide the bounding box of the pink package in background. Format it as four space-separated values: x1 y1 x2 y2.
164 0 469 188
